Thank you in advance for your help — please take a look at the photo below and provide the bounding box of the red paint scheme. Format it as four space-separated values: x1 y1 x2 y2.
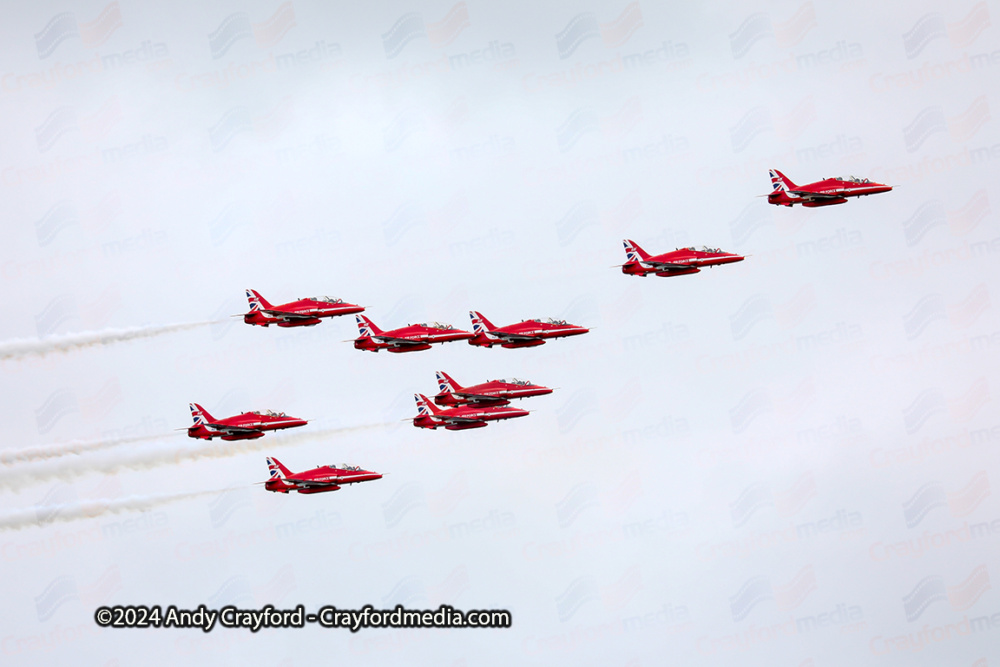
467 311 589 348
264 457 381 494
352 315 474 353
186 403 307 441
433 370 553 407
766 169 892 207
620 240 745 277
412 393 529 430
243 289 363 327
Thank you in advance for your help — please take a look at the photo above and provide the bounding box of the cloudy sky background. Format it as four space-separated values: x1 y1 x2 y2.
1 0 998 664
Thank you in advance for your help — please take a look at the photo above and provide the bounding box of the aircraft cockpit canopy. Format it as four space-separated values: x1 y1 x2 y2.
686 246 723 253
495 378 532 386
835 176 870 183
253 410 287 417
310 296 344 304
337 464 362 471
414 322 454 329
531 318 567 325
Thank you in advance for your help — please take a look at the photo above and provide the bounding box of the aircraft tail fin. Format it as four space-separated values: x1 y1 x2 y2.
246 289 273 312
266 456 293 479
623 239 650 263
414 393 441 417
190 403 214 426
769 169 797 193
436 371 460 394
469 311 496 335
356 314 383 338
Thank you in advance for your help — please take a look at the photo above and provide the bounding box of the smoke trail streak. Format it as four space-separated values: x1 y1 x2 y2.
0 321 224 360
1 432 172 465
0 488 243 531
0 423 393 492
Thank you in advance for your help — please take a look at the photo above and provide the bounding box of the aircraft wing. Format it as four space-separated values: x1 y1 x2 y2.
370 334 424 344
455 392 507 403
788 190 842 200
204 423 260 434
264 310 321 320
285 479 339 489
443 416 488 424
640 261 693 270
489 331 541 341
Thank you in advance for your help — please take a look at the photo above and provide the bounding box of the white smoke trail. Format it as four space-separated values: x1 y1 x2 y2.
0 488 241 531
0 423 393 492
1 432 172 465
0 321 224 361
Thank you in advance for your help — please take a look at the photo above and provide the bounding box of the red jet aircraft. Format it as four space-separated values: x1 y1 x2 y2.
468 311 589 348
766 169 892 207
620 240 745 277
352 315 474 353
433 370 554 407
186 403 307 440
412 394 529 430
264 457 382 494
243 289 364 327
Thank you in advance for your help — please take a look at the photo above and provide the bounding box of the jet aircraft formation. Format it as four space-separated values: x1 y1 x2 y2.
189 288 590 492
184 166 888 496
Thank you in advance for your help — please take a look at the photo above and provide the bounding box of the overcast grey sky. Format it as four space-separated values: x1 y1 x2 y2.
1 0 998 664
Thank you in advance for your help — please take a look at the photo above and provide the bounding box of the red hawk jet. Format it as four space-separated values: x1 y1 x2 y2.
264 457 382 494
411 394 529 430
765 168 892 207
620 240 745 277
351 314 474 353
242 289 364 327
186 403 307 440
433 370 553 406
468 311 589 348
